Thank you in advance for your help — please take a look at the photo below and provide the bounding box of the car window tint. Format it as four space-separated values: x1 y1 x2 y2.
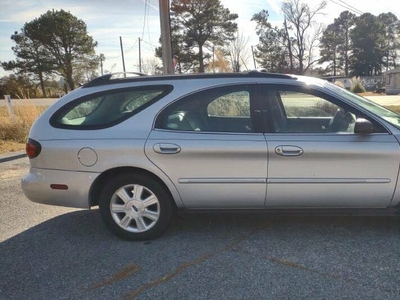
281 92 338 118
51 86 171 129
207 91 250 117
63 97 103 121
156 86 253 133
269 89 356 133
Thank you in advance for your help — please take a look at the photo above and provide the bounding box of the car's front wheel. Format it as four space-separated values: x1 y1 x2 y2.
99 173 173 241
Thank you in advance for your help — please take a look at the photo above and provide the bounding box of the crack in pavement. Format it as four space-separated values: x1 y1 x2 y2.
120 219 278 299
84 216 400 298
85 264 141 291
236 248 400 296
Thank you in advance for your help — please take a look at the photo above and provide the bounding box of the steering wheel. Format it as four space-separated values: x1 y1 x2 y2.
327 108 356 132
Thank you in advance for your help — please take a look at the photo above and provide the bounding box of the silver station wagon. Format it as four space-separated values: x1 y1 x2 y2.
22 71 400 240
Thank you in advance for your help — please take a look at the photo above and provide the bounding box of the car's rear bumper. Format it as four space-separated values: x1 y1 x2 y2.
21 167 100 209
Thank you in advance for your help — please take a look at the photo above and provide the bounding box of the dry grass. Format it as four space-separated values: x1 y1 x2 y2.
386 106 400 113
0 102 47 154
358 92 385 96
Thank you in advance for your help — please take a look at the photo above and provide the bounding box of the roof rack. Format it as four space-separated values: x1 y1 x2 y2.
82 70 296 88
247 69 295 77
83 72 147 88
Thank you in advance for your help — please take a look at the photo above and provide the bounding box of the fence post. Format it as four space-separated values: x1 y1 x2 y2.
4 95 16 123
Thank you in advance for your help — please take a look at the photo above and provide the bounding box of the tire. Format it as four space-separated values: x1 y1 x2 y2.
99 173 173 241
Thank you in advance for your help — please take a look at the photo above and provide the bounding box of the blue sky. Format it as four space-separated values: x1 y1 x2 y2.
0 0 399 77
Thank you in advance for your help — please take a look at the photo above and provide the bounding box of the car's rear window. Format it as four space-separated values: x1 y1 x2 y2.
50 85 173 129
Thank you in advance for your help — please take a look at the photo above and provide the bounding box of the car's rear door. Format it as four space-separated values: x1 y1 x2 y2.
145 84 268 209
261 84 400 208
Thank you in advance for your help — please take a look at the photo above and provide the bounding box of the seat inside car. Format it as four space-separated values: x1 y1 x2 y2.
165 111 208 131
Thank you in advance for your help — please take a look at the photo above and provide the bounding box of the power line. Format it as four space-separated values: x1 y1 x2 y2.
101 39 138 60
328 0 363 15
146 0 155 48
142 0 149 40
140 38 156 49
336 0 363 14
124 40 138 54
140 0 158 11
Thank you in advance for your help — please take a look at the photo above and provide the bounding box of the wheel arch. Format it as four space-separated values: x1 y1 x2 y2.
89 166 181 208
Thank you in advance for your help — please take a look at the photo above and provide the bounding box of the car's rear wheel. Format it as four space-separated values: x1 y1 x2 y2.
99 173 173 241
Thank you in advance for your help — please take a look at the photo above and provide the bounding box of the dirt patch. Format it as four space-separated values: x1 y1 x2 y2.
0 168 26 180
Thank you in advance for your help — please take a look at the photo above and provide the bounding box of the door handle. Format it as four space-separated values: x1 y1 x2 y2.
275 145 304 156
153 143 181 154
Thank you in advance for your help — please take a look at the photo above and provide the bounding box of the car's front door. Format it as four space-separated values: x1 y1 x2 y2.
262 85 400 208
145 84 268 209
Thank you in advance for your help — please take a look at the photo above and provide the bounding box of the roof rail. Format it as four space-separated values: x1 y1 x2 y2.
83 72 147 88
82 70 296 88
247 70 295 79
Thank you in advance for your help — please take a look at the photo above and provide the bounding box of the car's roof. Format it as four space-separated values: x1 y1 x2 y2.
82 70 299 88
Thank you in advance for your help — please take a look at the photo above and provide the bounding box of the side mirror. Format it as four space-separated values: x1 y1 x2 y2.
354 118 373 134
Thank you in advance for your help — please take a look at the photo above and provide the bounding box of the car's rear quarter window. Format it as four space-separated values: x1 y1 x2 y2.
50 85 173 129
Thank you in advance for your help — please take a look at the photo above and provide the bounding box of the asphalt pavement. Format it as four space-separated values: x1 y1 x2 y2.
1 157 400 299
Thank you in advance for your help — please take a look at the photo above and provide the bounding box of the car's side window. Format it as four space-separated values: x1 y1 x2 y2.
268 89 356 133
51 86 172 129
156 86 253 133
207 91 250 117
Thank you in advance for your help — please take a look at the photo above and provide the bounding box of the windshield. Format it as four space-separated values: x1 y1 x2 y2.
326 82 400 129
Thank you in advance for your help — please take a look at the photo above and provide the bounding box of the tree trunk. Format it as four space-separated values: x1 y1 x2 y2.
333 52 336 76
344 28 349 76
66 75 75 91
198 44 204 73
298 39 303 74
38 71 47 98
284 18 294 73
66 62 75 90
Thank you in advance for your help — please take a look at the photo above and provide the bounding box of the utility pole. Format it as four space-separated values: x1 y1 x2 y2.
138 37 142 73
251 46 257 69
120 36 126 75
159 0 174 74
100 53 104 75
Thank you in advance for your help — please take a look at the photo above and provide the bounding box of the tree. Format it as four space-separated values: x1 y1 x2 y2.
0 74 34 99
4 10 98 91
378 12 400 70
1 29 54 97
252 10 289 73
226 30 251 72
281 0 327 74
72 55 100 86
207 49 232 72
350 13 386 76
336 11 356 76
319 23 341 75
37 10 98 89
319 11 400 76
168 0 238 73
156 34 197 74
319 11 356 76
141 57 163 75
